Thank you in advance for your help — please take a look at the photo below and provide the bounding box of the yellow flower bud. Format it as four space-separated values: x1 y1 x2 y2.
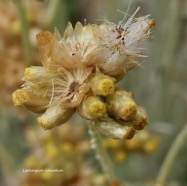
106 89 137 121
117 108 148 131
78 96 107 120
132 108 148 130
60 143 74 153
124 139 141 151
95 119 136 139
143 136 160 153
114 151 127 162
24 66 55 82
37 100 75 130
90 73 115 96
12 89 49 113
45 143 58 159
102 138 121 149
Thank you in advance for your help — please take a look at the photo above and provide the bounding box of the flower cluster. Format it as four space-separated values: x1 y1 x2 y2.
19 123 106 186
12 8 155 139
103 130 160 163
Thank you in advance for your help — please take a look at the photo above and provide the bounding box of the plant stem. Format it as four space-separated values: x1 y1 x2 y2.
16 1 33 65
47 0 60 21
156 124 187 185
47 0 61 28
87 122 116 183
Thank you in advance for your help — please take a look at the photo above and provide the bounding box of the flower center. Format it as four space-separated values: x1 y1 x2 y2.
67 81 80 96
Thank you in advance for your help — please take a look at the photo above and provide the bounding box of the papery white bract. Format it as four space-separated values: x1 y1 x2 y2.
97 7 155 77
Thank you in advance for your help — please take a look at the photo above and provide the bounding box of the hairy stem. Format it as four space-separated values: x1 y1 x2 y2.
156 124 187 185
87 122 116 183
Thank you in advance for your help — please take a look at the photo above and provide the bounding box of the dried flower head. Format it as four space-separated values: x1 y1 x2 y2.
96 7 155 78
13 7 155 139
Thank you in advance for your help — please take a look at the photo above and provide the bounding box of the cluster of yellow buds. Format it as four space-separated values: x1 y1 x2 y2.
103 130 160 162
12 7 155 139
20 123 106 186
94 89 148 139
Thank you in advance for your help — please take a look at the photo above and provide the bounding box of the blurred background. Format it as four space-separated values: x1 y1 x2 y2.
0 0 187 185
